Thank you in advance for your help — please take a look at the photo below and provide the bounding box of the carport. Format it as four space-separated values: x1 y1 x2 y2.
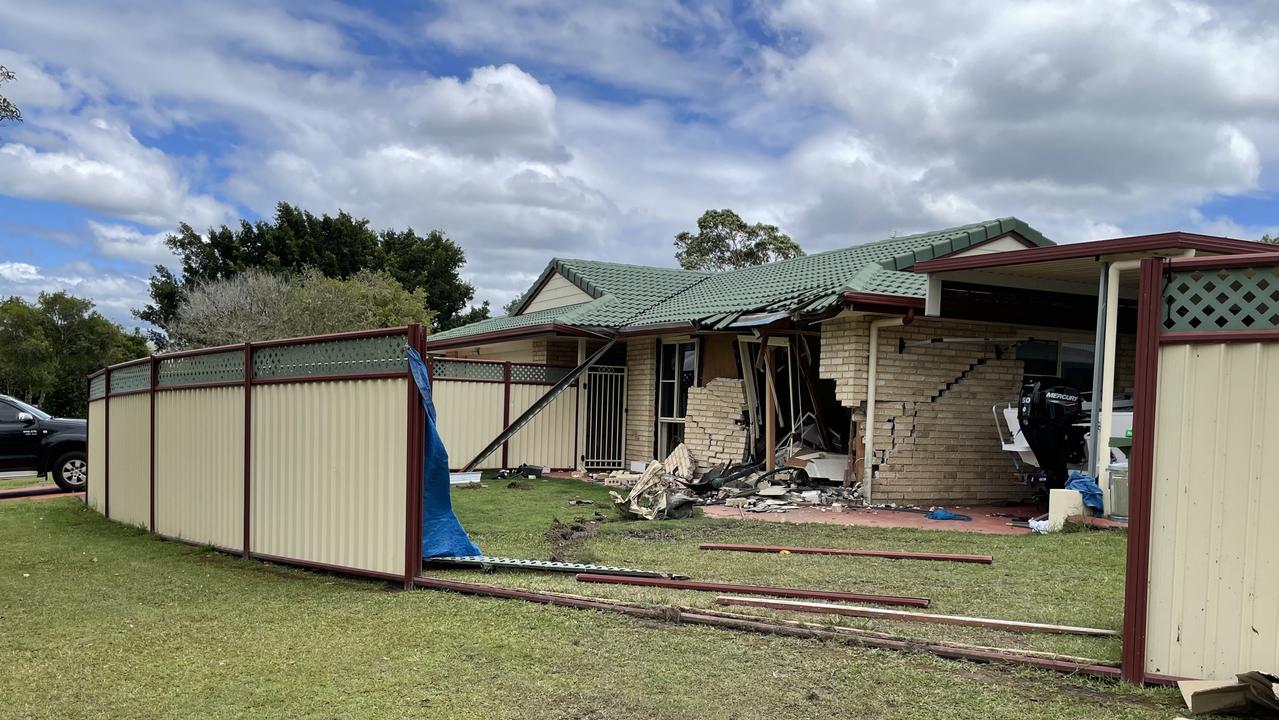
914 231 1270 514
919 233 1279 684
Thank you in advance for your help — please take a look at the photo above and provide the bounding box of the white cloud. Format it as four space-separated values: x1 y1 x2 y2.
0 261 42 282
0 116 232 229
87 221 174 265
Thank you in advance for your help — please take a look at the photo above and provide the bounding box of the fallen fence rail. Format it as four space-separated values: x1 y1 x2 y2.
573 573 931 608
714 596 1117 636
412 575 1135 682
698 543 994 564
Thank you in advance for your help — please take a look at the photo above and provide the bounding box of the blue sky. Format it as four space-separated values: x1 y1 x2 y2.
1 0 1277 329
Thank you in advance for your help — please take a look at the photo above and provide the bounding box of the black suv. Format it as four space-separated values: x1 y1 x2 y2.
0 395 88 492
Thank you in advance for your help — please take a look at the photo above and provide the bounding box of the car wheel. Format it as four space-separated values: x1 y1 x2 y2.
52 451 88 492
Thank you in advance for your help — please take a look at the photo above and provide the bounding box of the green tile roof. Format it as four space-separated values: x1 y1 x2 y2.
429 217 1050 342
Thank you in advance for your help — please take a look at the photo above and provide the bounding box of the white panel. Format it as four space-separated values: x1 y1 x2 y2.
106 394 151 527
87 399 106 514
506 384 578 469
946 235 1029 258
251 379 407 577
1147 342 1279 679
431 380 505 469
521 273 592 313
155 387 244 552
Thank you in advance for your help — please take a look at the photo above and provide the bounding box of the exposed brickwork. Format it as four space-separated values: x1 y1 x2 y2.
683 378 748 470
531 339 579 366
624 340 656 463
820 314 1136 504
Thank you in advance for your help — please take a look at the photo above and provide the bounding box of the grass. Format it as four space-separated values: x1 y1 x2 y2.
0 479 1196 719
0 474 53 491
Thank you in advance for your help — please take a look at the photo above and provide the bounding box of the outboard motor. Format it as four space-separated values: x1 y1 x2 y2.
1018 378 1088 490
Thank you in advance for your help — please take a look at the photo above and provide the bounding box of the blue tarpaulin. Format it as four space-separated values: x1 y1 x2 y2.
407 347 483 559
1065 472 1104 515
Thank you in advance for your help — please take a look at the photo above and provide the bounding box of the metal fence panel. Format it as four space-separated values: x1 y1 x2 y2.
106 393 150 526
250 378 407 577
155 387 244 552
431 380 506 470
506 384 577 469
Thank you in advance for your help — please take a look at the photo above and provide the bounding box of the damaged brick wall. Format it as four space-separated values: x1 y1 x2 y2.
820 314 1136 504
624 339 656 464
531 339 578 366
683 378 748 470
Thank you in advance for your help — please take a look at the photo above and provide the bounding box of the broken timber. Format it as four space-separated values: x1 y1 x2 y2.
573 573 930 608
698 543 994 565
411 575 1135 682
714 596 1117 637
462 338 616 472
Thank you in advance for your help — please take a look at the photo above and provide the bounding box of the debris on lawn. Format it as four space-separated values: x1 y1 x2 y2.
449 471 483 487
496 464 544 480
691 463 862 514
608 444 697 520
506 480 533 490
424 555 675 578
1179 672 1279 716
566 498 595 506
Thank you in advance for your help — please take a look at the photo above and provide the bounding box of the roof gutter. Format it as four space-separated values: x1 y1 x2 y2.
840 291 925 313
424 323 610 351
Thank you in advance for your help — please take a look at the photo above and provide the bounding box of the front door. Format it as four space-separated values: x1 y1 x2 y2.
583 365 626 470
0 399 41 475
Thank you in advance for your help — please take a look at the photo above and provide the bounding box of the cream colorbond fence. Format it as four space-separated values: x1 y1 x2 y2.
85 325 581 586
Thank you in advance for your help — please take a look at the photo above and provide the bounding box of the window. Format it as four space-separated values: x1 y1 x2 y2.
0 402 19 423
657 339 698 457
1016 340 1096 390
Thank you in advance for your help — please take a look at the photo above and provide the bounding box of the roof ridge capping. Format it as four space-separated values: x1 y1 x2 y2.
881 217 1052 271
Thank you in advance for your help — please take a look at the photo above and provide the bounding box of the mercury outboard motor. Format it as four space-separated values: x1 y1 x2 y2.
1018 378 1088 490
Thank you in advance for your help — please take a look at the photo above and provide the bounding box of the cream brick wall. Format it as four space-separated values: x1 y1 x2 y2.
624 339 656 463
820 313 1136 505
683 378 748 470
531 339 579 366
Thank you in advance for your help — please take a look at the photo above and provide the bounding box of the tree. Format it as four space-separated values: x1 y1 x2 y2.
166 268 434 349
0 65 20 125
137 202 488 346
674 209 803 272
1262 234 1277 244
0 293 148 418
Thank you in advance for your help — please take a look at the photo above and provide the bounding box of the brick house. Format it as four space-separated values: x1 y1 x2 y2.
426 219 1265 505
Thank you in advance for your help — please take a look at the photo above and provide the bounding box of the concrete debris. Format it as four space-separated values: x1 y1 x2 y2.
694 460 863 514
609 444 697 521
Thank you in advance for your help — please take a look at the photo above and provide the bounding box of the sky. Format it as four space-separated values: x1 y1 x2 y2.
1 0 1278 330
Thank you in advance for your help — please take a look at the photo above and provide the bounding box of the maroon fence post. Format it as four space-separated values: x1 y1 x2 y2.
502 362 512 469
104 366 111 519
242 342 252 559
404 324 426 589
1121 257 1165 685
148 356 157 532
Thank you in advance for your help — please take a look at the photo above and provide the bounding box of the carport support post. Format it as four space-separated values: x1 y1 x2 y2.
1097 259 1142 513
575 338 587 471
1088 262 1109 479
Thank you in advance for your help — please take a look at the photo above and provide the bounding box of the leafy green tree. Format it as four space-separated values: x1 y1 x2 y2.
674 209 803 272
0 65 20 125
1262 234 1277 244
0 293 148 417
167 268 434 349
137 202 487 346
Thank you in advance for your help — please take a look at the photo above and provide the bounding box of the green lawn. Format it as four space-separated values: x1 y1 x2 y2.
0 479 1196 719
0 474 53 491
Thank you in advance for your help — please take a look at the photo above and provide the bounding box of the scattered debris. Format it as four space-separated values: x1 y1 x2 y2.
925 507 972 522
506 480 533 490
609 444 697 520
424 555 676 578
697 543 994 564
713 596 1116 636
449 471 483 487
566 498 595 506
1179 672 1279 716
496 464 544 480
574 573 931 608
